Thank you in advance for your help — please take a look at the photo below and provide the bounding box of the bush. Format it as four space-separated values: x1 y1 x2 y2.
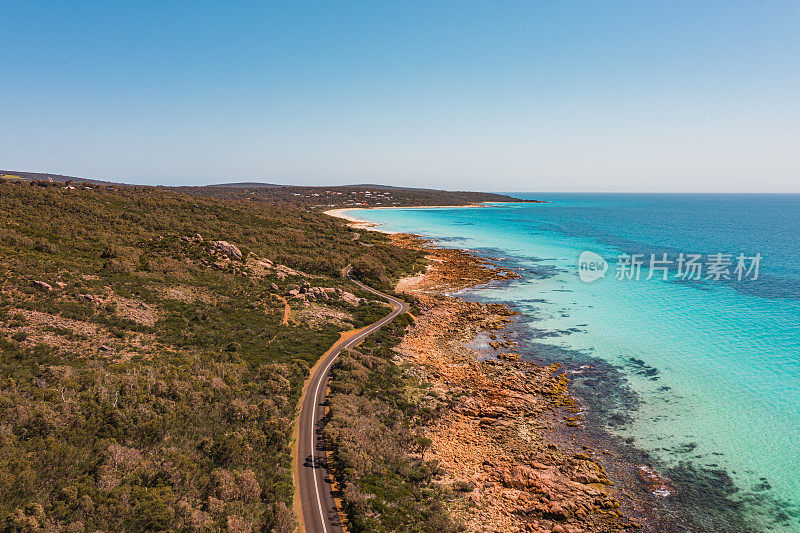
351 257 390 288
33 239 55 254
129 489 175 532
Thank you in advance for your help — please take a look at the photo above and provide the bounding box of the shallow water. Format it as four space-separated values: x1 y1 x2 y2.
349 194 800 532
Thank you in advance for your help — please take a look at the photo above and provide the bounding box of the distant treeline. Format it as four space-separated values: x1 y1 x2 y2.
0 169 539 208
172 184 537 208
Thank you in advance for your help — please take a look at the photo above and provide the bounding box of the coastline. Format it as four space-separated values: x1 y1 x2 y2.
383 233 765 532
385 234 647 532
323 208 392 232
329 203 784 532
324 203 491 233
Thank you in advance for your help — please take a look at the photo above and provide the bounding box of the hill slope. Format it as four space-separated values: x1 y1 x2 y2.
0 179 425 531
1 170 537 207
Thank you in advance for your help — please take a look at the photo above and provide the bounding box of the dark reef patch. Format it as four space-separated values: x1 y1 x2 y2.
624 356 660 380
434 237 800 532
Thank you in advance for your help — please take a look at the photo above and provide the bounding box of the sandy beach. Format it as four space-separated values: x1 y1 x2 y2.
323 208 391 232
324 204 488 232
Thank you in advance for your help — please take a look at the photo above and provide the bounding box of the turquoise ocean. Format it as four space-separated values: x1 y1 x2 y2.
348 194 800 532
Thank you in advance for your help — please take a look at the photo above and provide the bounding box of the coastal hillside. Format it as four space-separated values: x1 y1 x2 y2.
173 184 538 208
0 178 426 531
0 170 535 208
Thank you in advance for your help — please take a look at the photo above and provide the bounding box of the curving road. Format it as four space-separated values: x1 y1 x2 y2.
296 266 409 533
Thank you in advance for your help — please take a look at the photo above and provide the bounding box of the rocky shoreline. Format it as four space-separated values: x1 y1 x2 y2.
390 234 644 533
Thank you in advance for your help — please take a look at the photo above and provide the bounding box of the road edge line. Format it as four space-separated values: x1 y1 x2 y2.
291 327 365 532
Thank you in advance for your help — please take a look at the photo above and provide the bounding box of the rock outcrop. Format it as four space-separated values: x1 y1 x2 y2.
212 240 243 260
389 235 638 533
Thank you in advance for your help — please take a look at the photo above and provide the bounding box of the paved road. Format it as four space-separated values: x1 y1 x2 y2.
296 267 409 533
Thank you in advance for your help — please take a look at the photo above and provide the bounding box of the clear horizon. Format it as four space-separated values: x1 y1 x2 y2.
2 2 799 192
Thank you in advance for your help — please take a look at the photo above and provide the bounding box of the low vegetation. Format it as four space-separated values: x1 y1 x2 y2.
325 317 460 533
0 179 426 531
0 169 535 208
173 184 536 208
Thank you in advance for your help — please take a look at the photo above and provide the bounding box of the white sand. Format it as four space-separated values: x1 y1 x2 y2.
323 208 395 233
324 203 487 234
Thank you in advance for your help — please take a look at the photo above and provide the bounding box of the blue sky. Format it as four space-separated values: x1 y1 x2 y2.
1 1 798 191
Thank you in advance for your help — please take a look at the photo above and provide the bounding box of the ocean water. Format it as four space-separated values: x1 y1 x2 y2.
348 194 800 532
